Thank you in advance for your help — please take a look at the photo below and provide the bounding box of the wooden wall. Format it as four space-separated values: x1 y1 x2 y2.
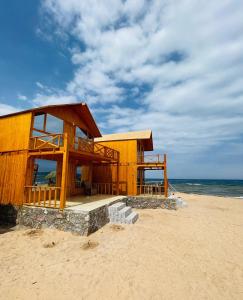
0 113 32 152
0 151 28 205
63 121 75 149
93 140 138 195
0 113 32 205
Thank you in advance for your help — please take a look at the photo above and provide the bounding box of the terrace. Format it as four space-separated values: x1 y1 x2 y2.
29 133 119 163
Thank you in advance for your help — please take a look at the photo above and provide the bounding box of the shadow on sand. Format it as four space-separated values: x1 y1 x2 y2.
0 224 15 235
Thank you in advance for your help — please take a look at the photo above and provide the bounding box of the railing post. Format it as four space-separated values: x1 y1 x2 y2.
60 133 69 209
164 154 168 198
116 153 120 195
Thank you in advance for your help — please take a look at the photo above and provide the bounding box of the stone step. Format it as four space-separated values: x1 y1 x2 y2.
125 211 139 224
119 206 132 219
108 202 126 215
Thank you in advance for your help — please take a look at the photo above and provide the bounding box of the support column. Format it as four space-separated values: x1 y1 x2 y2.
116 155 120 195
139 169 143 195
164 154 168 198
60 133 69 210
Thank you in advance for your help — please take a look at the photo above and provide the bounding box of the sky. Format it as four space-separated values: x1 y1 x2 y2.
0 0 243 179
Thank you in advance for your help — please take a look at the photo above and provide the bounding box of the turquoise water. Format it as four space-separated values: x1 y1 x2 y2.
36 173 243 198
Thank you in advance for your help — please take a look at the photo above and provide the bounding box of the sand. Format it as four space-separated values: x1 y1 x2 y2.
0 193 243 300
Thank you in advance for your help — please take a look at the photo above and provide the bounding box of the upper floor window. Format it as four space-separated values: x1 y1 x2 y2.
33 113 64 136
75 126 89 139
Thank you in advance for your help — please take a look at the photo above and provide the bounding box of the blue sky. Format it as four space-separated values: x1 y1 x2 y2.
0 0 243 179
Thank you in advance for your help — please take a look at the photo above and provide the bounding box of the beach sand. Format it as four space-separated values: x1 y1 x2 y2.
0 193 243 300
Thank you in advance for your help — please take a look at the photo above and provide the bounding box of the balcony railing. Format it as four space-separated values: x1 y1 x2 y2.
137 184 165 196
29 133 63 150
137 154 165 164
29 133 119 161
24 186 61 208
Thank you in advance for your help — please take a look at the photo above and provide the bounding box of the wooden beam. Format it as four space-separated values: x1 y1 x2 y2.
43 113 47 132
164 154 168 198
46 107 90 135
60 133 69 209
32 127 51 135
116 161 120 195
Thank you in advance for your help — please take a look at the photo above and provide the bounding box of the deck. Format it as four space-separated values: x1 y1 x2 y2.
137 154 165 169
28 133 119 162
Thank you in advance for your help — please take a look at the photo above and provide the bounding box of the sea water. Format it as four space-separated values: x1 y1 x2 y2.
36 172 243 198
146 179 243 198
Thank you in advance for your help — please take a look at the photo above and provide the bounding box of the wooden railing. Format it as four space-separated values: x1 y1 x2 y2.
29 133 63 150
24 186 61 208
74 137 119 161
137 154 165 164
94 143 119 161
92 183 117 195
137 184 165 196
92 182 127 195
29 134 119 161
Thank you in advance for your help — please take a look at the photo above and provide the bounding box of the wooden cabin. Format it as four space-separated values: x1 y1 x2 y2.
0 103 120 209
0 103 168 210
94 130 168 197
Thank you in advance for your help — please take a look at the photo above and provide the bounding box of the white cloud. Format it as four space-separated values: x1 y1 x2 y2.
33 92 77 106
36 81 45 89
0 103 19 115
17 93 28 101
38 0 243 177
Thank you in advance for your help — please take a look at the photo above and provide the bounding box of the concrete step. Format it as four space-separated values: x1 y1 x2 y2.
125 211 139 224
108 202 126 215
108 202 138 225
119 206 132 219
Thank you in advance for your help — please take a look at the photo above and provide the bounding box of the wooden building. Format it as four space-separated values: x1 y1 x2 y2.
0 103 168 210
94 130 168 197
0 103 119 209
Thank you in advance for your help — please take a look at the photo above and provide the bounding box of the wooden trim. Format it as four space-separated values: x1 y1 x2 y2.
60 133 69 209
32 127 51 135
164 154 168 198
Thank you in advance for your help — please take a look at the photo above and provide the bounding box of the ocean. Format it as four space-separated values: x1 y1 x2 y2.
147 179 243 198
36 172 243 198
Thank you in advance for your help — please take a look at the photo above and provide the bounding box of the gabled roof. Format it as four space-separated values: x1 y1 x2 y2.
95 130 153 151
0 102 101 137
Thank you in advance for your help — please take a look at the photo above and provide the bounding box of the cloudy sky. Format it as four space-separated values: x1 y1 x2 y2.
0 0 243 179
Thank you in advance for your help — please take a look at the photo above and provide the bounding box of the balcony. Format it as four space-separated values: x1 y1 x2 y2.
29 133 119 162
137 154 166 168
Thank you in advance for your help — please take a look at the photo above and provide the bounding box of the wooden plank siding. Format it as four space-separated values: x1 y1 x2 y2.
0 151 28 205
0 113 32 152
0 113 32 205
93 140 137 195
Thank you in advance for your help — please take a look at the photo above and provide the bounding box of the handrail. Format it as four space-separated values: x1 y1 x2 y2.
24 186 61 208
92 182 126 195
74 137 119 161
29 134 119 161
137 184 165 196
168 182 177 196
30 133 63 150
137 154 165 164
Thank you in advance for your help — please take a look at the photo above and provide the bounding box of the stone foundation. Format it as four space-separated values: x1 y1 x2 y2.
123 196 177 210
1 195 177 236
17 205 109 236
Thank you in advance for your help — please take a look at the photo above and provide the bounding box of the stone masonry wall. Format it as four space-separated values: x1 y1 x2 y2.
17 205 110 236
123 196 177 210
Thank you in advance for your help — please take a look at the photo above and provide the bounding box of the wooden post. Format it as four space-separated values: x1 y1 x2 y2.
139 169 143 195
60 133 69 210
164 154 168 198
116 154 120 195
43 113 47 132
